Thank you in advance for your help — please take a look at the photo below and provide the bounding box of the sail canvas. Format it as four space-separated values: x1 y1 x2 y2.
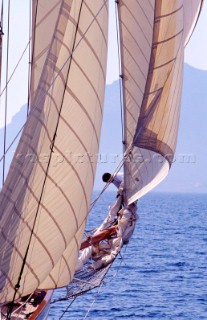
0 0 203 318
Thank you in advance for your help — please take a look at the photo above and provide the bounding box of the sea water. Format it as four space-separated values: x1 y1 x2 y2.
48 192 207 319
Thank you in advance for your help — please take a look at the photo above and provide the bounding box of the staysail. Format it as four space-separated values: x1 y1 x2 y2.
118 0 203 204
0 0 108 304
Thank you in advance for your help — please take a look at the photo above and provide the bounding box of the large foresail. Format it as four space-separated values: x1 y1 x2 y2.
0 0 108 304
118 0 203 204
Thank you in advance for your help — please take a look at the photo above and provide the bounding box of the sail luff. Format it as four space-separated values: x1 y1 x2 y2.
183 0 204 46
30 0 63 106
0 0 108 303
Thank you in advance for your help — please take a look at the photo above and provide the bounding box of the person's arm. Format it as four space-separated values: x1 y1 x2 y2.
80 226 117 250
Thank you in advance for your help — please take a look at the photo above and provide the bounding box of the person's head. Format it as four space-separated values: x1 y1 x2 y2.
102 172 112 183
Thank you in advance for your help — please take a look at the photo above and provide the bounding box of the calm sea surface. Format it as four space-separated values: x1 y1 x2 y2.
48 192 207 319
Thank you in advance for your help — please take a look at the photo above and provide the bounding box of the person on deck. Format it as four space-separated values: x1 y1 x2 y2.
89 202 138 270
75 246 93 272
117 202 138 245
95 186 124 232
97 172 124 232
75 225 118 272
75 202 138 272
75 172 125 272
89 235 122 270
102 172 123 189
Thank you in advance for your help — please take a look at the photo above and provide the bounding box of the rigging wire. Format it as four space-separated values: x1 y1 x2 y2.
115 0 124 145
0 0 3 25
82 246 129 319
10 293 33 318
0 0 107 165
90 142 133 210
1 0 134 319
82 282 104 320
0 0 4 86
26 0 33 116
89 0 128 211
6 1 108 318
0 40 31 170
52 238 130 317
58 297 76 320
89 158 125 209
2 0 10 186
0 40 30 98
89 0 130 210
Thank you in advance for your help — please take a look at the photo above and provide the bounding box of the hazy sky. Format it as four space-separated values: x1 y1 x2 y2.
0 1 206 127
106 1 207 84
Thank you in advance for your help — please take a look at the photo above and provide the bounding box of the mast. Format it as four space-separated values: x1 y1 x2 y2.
114 0 127 204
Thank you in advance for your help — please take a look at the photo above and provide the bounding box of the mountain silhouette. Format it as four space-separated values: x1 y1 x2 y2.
0 64 206 193
95 64 207 193
0 105 27 186
156 64 207 193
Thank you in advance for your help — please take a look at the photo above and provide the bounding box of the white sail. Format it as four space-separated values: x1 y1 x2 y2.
118 0 203 204
30 0 63 105
0 0 108 303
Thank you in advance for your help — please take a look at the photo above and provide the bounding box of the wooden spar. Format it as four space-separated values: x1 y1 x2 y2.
80 226 117 250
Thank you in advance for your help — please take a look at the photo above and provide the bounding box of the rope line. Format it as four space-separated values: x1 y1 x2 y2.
6 2 85 316
2 0 10 187
82 282 104 320
58 297 76 319
90 142 133 210
5 2 108 318
26 0 33 117
115 1 124 144
0 0 3 25
0 0 107 165
0 40 30 98
89 0 128 210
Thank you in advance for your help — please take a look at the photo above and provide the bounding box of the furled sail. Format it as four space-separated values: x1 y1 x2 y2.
118 0 203 204
0 0 108 304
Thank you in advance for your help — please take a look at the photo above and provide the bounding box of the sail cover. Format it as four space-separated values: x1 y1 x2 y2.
118 0 203 204
0 0 108 303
